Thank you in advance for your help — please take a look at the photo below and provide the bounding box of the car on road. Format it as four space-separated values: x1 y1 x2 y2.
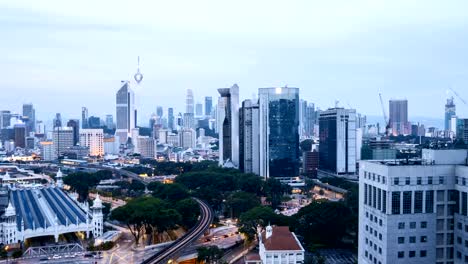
52 254 62 259
84 253 94 258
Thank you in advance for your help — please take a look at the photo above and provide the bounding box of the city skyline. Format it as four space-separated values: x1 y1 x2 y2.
2 1 468 122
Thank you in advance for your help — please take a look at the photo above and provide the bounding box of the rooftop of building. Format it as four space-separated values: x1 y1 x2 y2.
8 186 90 230
260 226 303 251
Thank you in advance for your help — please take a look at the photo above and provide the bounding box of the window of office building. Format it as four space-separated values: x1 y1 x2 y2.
398 251 404 258
409 236 416 243
377 189 381 210
398 222 405 229
410 222 416 229
364 184 368 205
414 191 423 213
421 221 427 228
394 178 399 185
421 236 427 243
403 191 412 214
373 186 377 208
420 250 427 257
426 190 434 213
382 191 387 213
398 237 405 244
405 177 410 185
409 251 416 258
417 177 422 185
462 192 467 216
437 190 445 202
392 192 401 214
439 176 444 184
428 176 433 184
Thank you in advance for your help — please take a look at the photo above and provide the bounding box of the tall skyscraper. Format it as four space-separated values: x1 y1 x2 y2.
183 113 195 129
218 84 240 167
79 129 104 157
88 116 101 128
168 108 174 131
195 102 203 117
22 103 35 133
82 107 89 129
239 99 260 175
186 89 194 114
52 127 74 156
445 96 456 131
115 81 136 145
457 118 468 142
105 114 114 129
258 87 299 179
13 123 26 148
205 96 213 116
66 119 80 146
156 106 163 118
53 113 62 128
319 108 357 175
359 149 468 264
0 111 11 128
389 99 409 136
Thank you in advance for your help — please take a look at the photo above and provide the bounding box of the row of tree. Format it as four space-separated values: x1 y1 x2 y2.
111 197 200 245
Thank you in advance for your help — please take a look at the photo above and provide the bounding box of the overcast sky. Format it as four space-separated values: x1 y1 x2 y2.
1 0 468 125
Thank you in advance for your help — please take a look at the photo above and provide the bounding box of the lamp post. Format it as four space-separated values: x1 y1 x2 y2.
5 245 9 264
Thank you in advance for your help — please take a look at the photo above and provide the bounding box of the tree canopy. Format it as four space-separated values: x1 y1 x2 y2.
63 170 113 201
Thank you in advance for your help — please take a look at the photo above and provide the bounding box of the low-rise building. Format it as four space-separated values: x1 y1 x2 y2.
258 225 305 264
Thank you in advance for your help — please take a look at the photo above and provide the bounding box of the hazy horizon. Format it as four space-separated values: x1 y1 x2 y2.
2 0 468 125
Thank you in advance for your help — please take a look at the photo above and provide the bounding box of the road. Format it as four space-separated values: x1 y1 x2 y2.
141 198 213 264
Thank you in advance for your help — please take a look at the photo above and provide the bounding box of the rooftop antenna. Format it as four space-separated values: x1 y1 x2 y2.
134 56 143 84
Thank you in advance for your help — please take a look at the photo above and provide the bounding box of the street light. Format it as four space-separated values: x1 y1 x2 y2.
4 245 9 264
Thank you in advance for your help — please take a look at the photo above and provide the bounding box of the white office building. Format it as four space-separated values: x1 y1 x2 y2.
79 129 104 157
359 149 468 264
240 99 260 175
52 127 74 157
179 129 196 149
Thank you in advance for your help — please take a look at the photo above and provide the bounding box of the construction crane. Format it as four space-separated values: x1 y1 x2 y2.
379 93 391 136
449 87 467 106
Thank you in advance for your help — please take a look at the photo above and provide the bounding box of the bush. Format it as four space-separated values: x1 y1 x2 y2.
12 250 22 259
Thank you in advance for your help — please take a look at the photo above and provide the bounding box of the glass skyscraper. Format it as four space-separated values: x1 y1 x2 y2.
259 87 299 179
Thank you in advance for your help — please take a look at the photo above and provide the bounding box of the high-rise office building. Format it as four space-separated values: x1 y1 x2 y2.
52 127 74 156
115 81 136 145
53 113 62 128
22 103 35 133
105 114 114 129
183 113 195 129
40 141 56 161
186 89 194 114
445 97 456 131
457 118 468 142
168 108 174 131
179 128 196 149
239 99 260 175
319 108 357 175
195 102 203 117
0 111 11 128
13 123 26 148
82 107 89 129
359 149 468 264
137 136 155 158
218 84 240 167
205 96 213 116
79 129 104 157
66 119 80 146
258 87 299 179
156 106 163 118
389 99 409 136
88 116 101 128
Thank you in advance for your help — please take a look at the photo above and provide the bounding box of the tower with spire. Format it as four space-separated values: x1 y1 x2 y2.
1 202 17 244
56 168 63 188
90 194 104 238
